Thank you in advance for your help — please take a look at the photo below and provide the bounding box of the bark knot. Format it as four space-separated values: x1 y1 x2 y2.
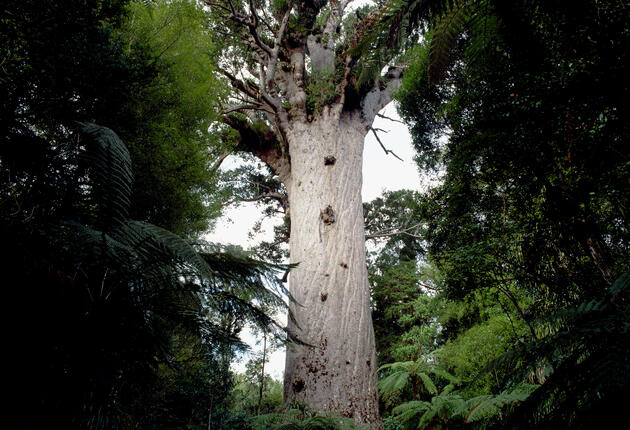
292 378 305 393
320 205 335 225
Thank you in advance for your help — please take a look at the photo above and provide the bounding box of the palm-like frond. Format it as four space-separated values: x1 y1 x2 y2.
390 391 467 430
391 400 431 426
349 0 453 86
39 124 295 427
378 360 455 406
464 383 537 423
81 124 290 327
351 0 504 87
379 368 412 403
481 272 630 429
427 0 472 83
80 122 133 228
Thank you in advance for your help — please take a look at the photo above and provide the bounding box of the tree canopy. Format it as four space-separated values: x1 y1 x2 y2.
3 0 629 428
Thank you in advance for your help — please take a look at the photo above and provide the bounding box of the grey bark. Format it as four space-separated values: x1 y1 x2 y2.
212 3 403 425
282 109 380 424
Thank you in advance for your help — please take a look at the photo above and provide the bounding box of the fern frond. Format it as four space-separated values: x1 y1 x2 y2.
417 406 438 429
483 272 630 429
252 410 359 429
431 368 460 385
80 123 133 228
348 0 453 86
428 0 473 84
418 372 438 395
432 392 466 421
378 360 416 373
609 270 630 295
391 399 430 424
465 383 537 423
379 370 411 403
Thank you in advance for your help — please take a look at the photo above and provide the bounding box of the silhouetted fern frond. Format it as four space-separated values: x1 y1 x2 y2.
80 122 133 228
481 272 630 429
428 0 472 83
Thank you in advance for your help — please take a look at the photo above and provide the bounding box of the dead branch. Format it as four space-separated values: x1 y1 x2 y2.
365 222 423 240
370 127 403 161
376 112 405 124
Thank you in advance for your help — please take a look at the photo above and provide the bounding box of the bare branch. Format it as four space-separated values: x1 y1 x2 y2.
219 68 260 100
418 281 439 292
224 178 279 193
376 112 405 124
209 151 232 175
248 0 259 28
232 191 287 205
370 127 403 161
259 7 276 33
365 221 423 240
225 0 236 14
218 0 273 58
219 67 284 121
365 230 422 240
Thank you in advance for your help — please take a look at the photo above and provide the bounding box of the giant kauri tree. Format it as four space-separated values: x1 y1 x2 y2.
205 0 436 423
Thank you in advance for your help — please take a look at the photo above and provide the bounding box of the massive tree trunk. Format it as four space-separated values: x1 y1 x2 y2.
210 1 405 425
283 110 379 423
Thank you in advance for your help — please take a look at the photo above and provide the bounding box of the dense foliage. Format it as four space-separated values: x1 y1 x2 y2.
3 0 629 428
2 1 284 428
369 0 630 428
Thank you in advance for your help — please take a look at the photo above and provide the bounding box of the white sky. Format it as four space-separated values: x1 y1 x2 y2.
205 103 425 379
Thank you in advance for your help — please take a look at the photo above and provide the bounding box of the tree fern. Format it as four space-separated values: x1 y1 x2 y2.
464 383 537 423
378 359 456 407
349 0 453 86
387 383 536 429
389 390 467 430
80 122 133 229
251 409 359 430
427 0 472 83
28 123 294 428
480 272 630 429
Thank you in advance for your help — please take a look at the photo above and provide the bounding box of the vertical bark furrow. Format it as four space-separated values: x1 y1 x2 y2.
284 114 380 425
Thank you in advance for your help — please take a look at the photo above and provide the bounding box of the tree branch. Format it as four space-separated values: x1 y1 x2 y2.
365 222 423 240
370 127 403 161
222 114 291 184
360 66 404 125
209 151 232 176
266 3 292 88
228 191 288 211
376 112 405 124
222 103 270 115
229 0 273 57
